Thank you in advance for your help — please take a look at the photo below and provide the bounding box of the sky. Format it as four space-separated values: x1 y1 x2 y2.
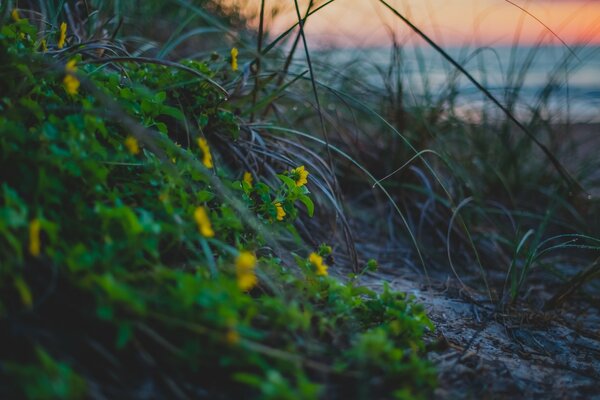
222 0 600 48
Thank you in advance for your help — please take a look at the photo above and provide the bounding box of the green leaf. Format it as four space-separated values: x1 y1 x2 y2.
277 174 297 191
160 105 185 121
298 195 314 217
197 190 215 202
116 323 133 349
155 91 167 102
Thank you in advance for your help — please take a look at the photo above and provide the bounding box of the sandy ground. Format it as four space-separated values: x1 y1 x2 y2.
329 120 600 398
358 269 600 399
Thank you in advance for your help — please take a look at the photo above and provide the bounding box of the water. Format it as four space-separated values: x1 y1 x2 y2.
314 45 600 123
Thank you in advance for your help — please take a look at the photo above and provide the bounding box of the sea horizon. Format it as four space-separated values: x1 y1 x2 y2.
302 43 600 123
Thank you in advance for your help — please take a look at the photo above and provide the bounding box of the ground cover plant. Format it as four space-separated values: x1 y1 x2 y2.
1 0 599 398
0 5 438 399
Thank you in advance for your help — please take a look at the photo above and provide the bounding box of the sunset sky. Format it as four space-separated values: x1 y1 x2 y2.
224 0 600 48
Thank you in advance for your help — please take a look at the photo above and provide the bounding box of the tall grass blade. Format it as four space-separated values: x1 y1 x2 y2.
378 0 587 196
261 0 335 56
291 0 359 271
258 124 430 281
503 0 580 62
250 0 266 122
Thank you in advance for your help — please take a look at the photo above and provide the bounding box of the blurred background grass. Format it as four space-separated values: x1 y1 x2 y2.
1 0 600 398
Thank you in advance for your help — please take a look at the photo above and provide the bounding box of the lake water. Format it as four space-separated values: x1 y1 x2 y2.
312 45 600 123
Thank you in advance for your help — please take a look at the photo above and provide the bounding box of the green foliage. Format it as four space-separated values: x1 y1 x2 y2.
236 169 315 223
0 16 435 399
4 348 87 399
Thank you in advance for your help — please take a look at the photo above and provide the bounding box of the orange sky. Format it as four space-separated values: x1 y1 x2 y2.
222 0 600 47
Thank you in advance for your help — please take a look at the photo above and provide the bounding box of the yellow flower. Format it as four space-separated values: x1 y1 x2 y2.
236 251 258 291
309 252 328 276
274 202 286 221
11 9 21 22
63 73 79 95
63 59 80 95
197 137 213 169
58 22 67 49
291 165 309 187
237 274 257 292
65 59 77 73
226 329 240 345
40 39 48 52
194 206 215 237
29 219 41 257
230 47 239 72
243 171 253 187
124 136 140 155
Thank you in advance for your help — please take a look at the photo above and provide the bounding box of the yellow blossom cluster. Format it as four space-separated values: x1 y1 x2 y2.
243 171 253 187
291 165 309 187
274 202 286 221
194 206 214 237
236 251 257 291
11 9 21 22
230 47 239 72
63 59 80 95
124 136 140 155
58 22 67 49
197 138 213 169
309 252 328 276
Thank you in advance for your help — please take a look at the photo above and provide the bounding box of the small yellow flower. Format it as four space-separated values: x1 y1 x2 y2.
197 137 213 169
11 9 21 22
291 165 309 187
65 59 77 73
236 251 257 291
40 39 48 52
243 171 253 187
124 136 140 155
29 219 41 257
274 202 286 221
237 273 255 291
194 206 214 237
309 252 328 276
226 329 240 345
63 59 80 95
230 47 239 72
58 22 67 49
63 74 79 95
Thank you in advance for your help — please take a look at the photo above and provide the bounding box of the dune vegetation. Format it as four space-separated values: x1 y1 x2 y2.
1 1 599 399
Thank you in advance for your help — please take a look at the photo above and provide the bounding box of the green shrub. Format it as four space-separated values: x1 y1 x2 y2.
0 15 435 399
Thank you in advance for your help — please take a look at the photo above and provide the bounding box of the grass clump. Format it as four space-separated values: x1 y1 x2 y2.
0 13 435 399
